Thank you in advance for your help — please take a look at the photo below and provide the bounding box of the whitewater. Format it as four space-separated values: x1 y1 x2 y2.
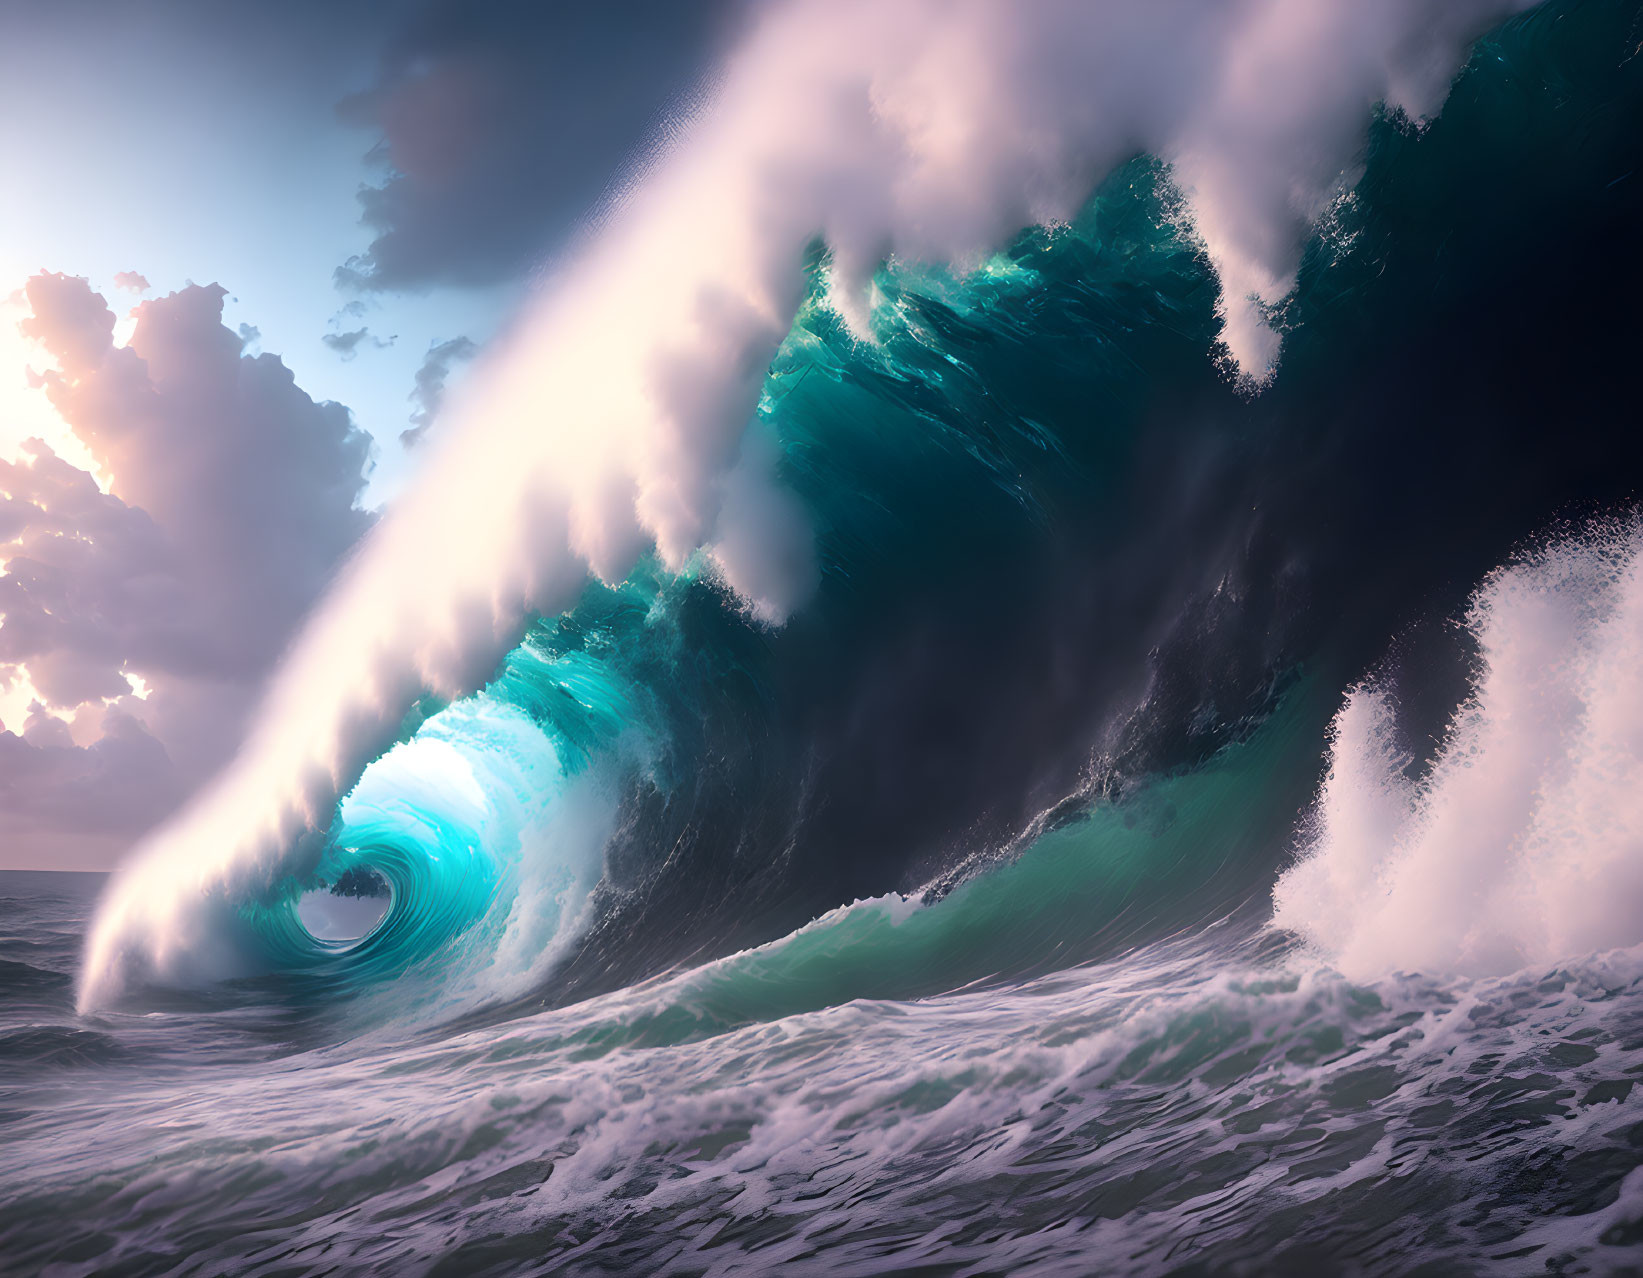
5 0 1643 1273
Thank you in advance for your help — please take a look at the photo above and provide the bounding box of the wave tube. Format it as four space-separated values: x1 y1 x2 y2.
124 669 624 1020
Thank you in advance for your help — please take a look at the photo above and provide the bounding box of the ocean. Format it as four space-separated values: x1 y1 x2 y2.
6 1 1643 1273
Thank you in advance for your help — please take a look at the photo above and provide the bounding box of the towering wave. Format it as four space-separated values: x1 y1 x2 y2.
81 0 1543 1009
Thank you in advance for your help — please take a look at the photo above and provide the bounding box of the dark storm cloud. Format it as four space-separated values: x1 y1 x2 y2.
335 0 742 292
0 274 374 866
401 335 476 447
322 326 395 359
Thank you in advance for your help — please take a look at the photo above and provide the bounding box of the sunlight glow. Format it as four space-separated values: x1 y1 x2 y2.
0 278 103 480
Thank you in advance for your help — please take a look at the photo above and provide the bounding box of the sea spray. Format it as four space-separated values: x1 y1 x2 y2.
5 6 1643 1271
1275 521 1643 978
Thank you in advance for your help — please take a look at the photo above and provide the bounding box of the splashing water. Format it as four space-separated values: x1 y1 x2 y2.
1276 522 1643 979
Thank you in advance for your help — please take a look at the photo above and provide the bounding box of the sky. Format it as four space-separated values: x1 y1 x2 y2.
0 0 736 868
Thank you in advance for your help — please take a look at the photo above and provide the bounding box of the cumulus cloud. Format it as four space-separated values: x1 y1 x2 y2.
0 701 181 871
0 274 372 868
335 0 739 291
84 0 1532 1003
111 271 150 294
401 335 477 447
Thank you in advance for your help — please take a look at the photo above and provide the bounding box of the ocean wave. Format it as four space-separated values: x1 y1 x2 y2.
73 2 1643 1044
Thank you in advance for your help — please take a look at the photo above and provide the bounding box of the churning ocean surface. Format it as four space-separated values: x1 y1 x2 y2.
7 2 1643 1273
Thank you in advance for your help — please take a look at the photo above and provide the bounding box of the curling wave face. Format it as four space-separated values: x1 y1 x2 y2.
187 662 626 1025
